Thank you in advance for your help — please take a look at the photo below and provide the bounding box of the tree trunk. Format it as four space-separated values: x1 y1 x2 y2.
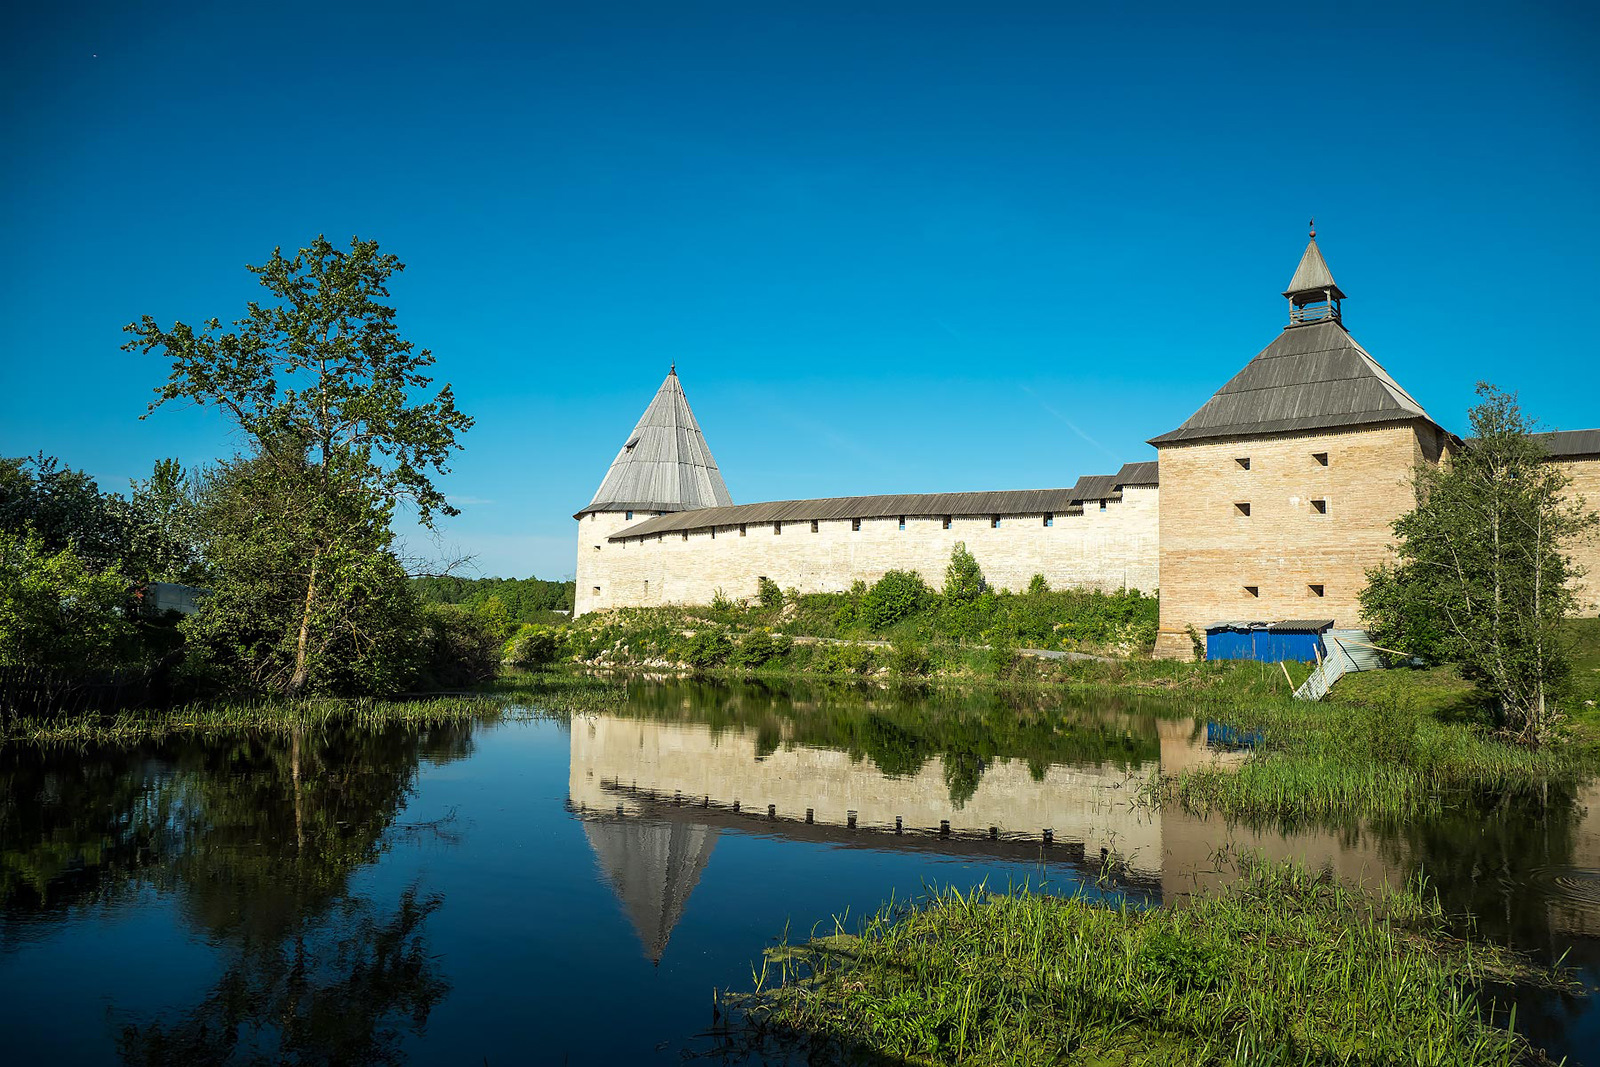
286 559 319 695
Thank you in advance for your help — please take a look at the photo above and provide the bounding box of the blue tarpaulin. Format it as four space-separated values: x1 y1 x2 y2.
1204 620 1333 663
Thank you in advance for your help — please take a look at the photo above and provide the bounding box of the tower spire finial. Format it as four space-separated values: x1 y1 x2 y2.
669 362 676 376
1309 217 1316 238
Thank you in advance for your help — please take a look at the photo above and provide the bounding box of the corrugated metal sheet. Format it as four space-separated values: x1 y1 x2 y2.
1148 320 1441 445
1528 430 1600 459
1282 237 1345 299
611 470 1139 540
579 370 733 516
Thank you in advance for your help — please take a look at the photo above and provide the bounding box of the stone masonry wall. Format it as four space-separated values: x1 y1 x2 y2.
1558 454 1600 615
1152 422 1443 659
576 486 1159 615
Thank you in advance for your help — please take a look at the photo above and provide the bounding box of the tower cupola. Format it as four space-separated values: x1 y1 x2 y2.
1283 221 1345 327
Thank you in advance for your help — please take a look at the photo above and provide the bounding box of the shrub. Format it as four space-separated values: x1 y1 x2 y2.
504 623 562 668
824 642 877 676
863 570 929 631
757 576 784 609
888 637 932 677
733 629 785 669
1026 573 1050 596
414 604 501 689
685 628 734 669
986 636 1020 679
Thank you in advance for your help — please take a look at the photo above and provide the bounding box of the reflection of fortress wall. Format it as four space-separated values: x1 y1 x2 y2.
569 715 1165 873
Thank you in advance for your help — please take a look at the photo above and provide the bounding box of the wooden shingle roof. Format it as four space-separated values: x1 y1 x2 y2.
611 462 1155 540
579 369 733 516
1148 320 1440 446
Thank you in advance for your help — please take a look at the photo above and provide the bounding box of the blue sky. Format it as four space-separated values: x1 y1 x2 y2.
3 1 1597 579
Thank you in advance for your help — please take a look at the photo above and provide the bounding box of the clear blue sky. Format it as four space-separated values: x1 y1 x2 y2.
3 1 1596 580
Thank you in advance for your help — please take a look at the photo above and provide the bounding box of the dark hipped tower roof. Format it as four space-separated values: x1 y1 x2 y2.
581 367 734 515
1149 230 1440 446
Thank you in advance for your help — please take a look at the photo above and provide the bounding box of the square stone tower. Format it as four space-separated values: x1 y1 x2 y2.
1150 228 1449 659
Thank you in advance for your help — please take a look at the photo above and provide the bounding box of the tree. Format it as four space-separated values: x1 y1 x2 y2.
943 542 986 602
125 236 473 694
1361 384 1597 745
0 529 137 674
180 449 422 696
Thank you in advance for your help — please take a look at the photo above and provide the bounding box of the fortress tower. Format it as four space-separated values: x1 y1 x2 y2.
1149 228 1450 657
574 367 732 616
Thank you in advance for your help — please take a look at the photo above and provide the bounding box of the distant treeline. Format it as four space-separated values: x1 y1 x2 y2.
411 575 575 620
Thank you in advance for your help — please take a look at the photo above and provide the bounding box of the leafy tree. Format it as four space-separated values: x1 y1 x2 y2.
179 450 422 696
943 542 986 602
0 454 132 571
1361 385 1597 745
0 529 137 673
125 236 472 694
124 458 209 586
757 575 784 610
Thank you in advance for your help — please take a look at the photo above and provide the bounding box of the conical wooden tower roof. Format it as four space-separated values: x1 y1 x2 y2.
582 368 733 514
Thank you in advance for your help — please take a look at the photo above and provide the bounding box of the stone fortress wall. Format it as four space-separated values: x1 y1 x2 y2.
576 485 1158 616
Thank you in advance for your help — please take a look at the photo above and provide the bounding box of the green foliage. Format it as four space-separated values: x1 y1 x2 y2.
823 642 877 676
1361 384 1599 744
411 574 574 621
1026 573 1050 596
177 452 424 697
732 629 789 669
412 604 501 689
862 569 929 630
126 236 474 696
757 576 784 609
0 529 138 673
942 541 985 603
503 624 563 668
888 637 932 677
685 629 734 670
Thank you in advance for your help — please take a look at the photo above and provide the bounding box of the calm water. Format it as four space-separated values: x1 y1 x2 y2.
2 678 1597 1064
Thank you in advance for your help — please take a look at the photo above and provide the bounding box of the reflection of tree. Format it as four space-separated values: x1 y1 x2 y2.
0 722 468 1061
117 887 447 1066
619 676 1162 804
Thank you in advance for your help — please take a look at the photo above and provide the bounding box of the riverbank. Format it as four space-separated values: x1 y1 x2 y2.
0 670 624 744
726 857 1571 1067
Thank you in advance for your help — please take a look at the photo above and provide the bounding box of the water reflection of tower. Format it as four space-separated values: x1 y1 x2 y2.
581 818 717 964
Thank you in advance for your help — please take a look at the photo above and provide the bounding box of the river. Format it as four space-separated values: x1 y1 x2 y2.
2 677 1595 1063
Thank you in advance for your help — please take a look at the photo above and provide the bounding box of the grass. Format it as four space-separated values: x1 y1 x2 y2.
0 669 626 744
725 857 1570 1067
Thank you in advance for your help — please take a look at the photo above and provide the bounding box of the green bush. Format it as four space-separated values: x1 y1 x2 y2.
824 642 877 676
685 628 734 669
863 569 930 631
943 542 986 602
413 604 501 689
504 623 563 667
733 629 786 668
757 576 784 609
888 637 932 677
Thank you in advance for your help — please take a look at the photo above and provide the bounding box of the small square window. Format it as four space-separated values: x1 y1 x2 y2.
774 522 782 535
811 519 819 533
1313 452 1329 466
991 516 1001 528
1043 513 1053 527
1311 499 1327 514
851 518 861 532
681 531 688 541
898 516 906 531
1098 499 1107 512
1235 502 1251 516
625 510 633 520
739 524 747 537
1309 584 1325 598
942 516 952 530
1236 457 1251 470
592 585 601 594
594 544 601 550
1244 585 1259 597
710 527 716 539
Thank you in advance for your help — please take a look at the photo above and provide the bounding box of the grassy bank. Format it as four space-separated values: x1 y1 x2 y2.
727 858 1567 1067
0 670 625 744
